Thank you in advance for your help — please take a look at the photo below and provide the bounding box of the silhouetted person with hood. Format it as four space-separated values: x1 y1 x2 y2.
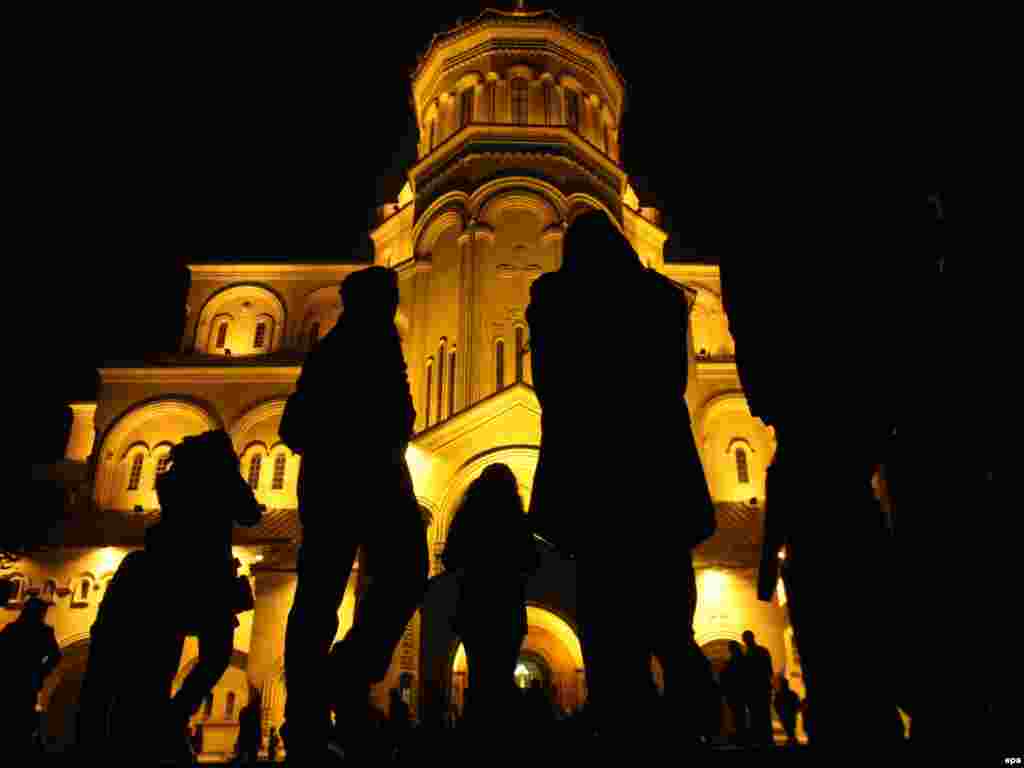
774 677 800 746
0 596 61 748
77 429 262 763
741 630 775 746
279 266 428 765
441 462 538 738
720 641 748 745
527 210 715 751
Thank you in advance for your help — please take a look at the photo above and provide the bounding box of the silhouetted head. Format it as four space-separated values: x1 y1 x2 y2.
20 596 48 624
779 677 790 691
462 463 524 516
340 266 399 321
728 640 743 658
742 630 755 647
561 210 641 272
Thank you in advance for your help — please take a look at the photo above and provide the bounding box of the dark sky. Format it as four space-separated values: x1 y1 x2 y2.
28 3 985 462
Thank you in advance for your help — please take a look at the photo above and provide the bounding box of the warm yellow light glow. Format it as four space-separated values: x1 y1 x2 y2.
98 547 121 574
776 576 787 607
700 569 727 603
778 547 787 560
251 554 263 563
405 444 433 489
515 663 529 677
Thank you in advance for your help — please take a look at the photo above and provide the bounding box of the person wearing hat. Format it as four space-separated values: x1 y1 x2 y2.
0 596 62 749
279 266 427 764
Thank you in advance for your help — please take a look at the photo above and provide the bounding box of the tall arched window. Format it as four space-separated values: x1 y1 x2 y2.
153 453 171 489
247 454 262 490
496 339 505 391
448 349 457 418
543 81 554 124
429 120 436 150
736 448 750 485
127 453 144 491
566 90 580 132
515 327 525 382
437 341 446 422
253 321 267 349
488 81 497 120
425 359 433 427
511 78 528 124
272 453 287 490
225 691 237 719
308 321 321 351
460 89 473 128
215 321 229 350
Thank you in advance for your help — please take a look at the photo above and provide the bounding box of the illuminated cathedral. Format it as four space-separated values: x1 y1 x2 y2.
9 7 799 757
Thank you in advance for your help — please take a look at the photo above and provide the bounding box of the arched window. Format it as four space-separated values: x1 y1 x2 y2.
515 327 525 382
308 321 321 351
429 120 436 150
496 339 505 391
225 691 237 719
511 78 528 125
543 81 554 124
460 89 473 128
736 448 750 485
566 90 580 132
7 575 25 604
272 453 287 491
153 452 171 489
437 341 446 422
215 321 229 350
425 359 433 427
247 454 262 490
448 350 457 418
488 81 497 120
127 453 144 491
253 321 267 349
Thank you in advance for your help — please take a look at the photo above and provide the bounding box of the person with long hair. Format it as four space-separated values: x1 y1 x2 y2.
442 463 538 738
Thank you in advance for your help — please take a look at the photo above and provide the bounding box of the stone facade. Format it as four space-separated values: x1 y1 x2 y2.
8 7 796 755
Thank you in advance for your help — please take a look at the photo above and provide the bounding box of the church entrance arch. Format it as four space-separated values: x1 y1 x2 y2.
448 603 584 719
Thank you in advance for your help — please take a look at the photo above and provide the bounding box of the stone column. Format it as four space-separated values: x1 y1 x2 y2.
66 402 97 461
246 568 297 735
456 227 474 413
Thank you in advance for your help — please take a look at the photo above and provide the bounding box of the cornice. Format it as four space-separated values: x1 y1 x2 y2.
188 264 368 281
664 264 721 280
100 367 301 385
694 361 739 382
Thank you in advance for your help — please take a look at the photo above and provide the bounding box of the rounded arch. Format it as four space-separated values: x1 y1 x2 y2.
434 445 540 549
193 283 288 356
564 192 624 230
696 390 751 442
95 397 222 507
229 398 287 454
298 285 343 343
413 199 468 257
118 440 151 463
469 177 567 228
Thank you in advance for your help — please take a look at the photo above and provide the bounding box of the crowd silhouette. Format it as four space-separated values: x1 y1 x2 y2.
5 193 1007 762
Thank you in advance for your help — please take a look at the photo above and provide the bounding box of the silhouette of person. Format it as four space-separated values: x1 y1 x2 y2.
267 726 280 762
235 695 263 765
0 596 61 749
388 688 411 759
77 430 262 762
741 631 774 746
279 266 428 765
774 677 801 746
527 210 715 748
441 462 538 737
716 186 909 747
720 641 748 745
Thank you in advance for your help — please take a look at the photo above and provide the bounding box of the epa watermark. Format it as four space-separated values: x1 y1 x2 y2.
1004 758 1022 766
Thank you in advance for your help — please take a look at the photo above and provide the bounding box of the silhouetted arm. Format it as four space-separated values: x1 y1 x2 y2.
40 627 62 680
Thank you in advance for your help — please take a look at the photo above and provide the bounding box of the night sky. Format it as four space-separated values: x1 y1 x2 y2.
28 3 984 464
